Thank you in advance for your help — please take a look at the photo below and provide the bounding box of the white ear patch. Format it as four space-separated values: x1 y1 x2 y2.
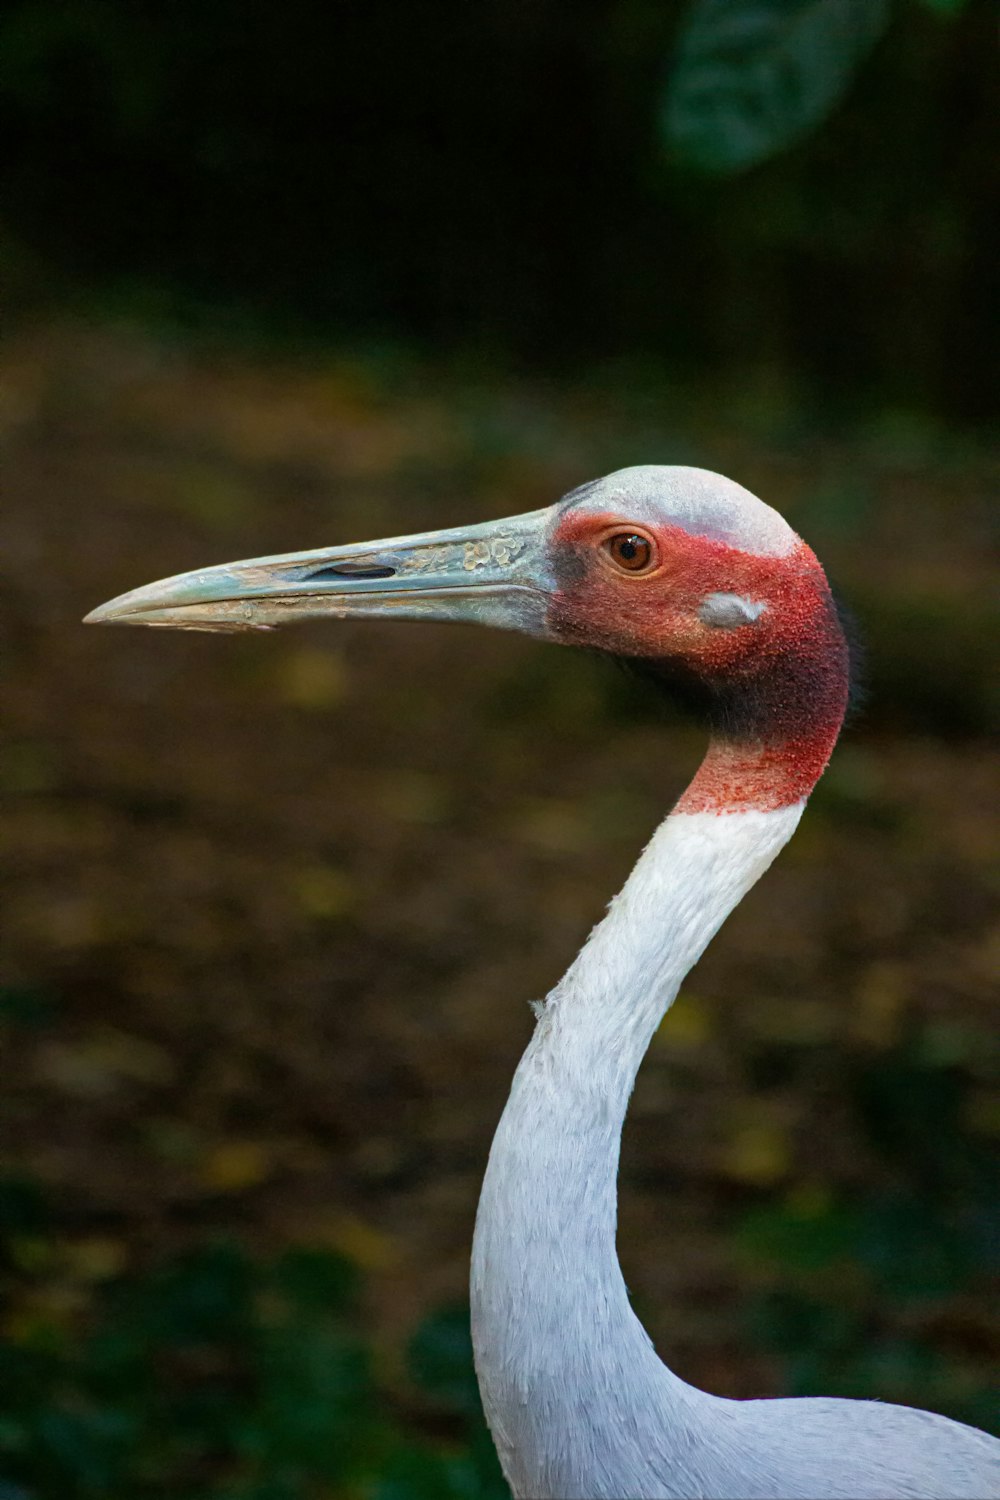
698 592 767 628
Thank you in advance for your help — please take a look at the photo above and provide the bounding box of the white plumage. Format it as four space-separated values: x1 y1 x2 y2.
471 807 998 1499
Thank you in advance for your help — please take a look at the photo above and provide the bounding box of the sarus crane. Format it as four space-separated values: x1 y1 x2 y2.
87 466 1000 1500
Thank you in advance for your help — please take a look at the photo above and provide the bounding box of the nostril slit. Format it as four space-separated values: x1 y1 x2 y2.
307 563 396 581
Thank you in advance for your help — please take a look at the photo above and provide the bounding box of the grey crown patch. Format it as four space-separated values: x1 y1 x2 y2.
698 592 767 628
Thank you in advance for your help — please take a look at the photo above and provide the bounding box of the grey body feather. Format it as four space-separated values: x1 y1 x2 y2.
470 807 1000 1500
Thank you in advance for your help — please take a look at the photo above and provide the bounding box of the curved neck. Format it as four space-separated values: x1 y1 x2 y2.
470 799 803 1500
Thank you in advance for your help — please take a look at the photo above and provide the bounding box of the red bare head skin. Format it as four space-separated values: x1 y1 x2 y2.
547 510 850 814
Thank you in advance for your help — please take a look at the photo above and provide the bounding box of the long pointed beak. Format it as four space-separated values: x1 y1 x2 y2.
84 509 555 636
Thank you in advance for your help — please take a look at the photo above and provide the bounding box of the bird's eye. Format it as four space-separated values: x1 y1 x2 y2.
604 532 655 574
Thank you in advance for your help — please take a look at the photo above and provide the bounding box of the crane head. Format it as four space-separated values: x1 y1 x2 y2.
85 465 851 802
87 465 806 640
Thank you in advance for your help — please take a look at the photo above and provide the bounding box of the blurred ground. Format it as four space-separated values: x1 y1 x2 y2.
1 320 997 1475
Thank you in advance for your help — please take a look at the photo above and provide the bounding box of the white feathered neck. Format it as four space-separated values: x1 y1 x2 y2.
470 803 802 1500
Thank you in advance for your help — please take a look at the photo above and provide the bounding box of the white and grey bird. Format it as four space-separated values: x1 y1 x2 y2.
87 466 1000 1500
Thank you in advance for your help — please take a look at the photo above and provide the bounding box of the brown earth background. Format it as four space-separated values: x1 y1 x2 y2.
2 321 996 1452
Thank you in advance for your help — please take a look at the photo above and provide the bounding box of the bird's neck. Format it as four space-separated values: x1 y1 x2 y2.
470 796 803 1499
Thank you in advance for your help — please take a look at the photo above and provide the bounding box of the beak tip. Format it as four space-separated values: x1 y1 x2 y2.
83 599 127 626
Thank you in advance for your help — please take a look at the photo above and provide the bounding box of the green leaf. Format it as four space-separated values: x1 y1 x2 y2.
0 987 59 1029
130 1240 254 1345
917 0 968 13
373 1446 467 1500
270 1246 359 1315
0 1177 51 1237
736 1195 862 1271
663 0 892 173
407 1306 480 1417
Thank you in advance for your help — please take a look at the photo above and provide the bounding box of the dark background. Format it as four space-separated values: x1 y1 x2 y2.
4 0 998 418
1 2 998 1497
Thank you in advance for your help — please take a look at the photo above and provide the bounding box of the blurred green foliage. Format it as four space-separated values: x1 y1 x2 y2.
0 1213 505 1500
1 0 996 420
